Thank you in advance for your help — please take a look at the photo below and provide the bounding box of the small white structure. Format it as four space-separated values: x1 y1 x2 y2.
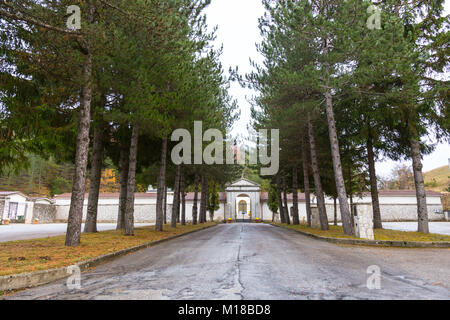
310 204 321 229
353 203 375 240
0 192 54 224
0 191 28 222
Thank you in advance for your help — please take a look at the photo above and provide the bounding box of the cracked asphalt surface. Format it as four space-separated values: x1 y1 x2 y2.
6 224 450 300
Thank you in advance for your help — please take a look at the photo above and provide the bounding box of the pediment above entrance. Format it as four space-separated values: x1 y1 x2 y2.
232 178 259 186
226 178 261 190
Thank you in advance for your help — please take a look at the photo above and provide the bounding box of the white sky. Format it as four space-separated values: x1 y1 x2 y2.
205 0 450 178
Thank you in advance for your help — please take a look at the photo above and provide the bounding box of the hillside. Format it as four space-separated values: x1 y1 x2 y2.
423 165 450 193
0 155 120 197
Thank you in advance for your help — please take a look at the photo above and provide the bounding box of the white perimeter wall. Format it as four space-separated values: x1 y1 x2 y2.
54 194 444 223
264 196 444 222
55 197 226 223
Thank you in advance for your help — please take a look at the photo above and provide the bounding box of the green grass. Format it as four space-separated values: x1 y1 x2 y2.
273 223 450 242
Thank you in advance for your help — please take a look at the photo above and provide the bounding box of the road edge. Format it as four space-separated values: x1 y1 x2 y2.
0 223 218 293
270 223 450 248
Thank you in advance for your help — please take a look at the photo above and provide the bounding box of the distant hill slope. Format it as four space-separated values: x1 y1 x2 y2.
423 165 450 193
0 154 121 197
0 167 121 198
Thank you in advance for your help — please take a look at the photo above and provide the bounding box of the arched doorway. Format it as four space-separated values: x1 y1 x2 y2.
236 194 251 222
238 201 247 214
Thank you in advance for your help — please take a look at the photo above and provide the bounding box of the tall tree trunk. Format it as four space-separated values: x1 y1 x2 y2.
205 179 209 223
324 90 352 235
193 174 199 225
65 6 94 246
38 159 42 193
204 179 209 223
85 122 105 233
124 124 139 236
334 197 338 226
321 30 353 235
180 165 186 226
156 138 168 232
177 181 181 223
348 164 355 228
177 193 181 223
171 165 181 228
302 133 312 227
367 134 382 229
200 175 208 224
163 186 167 225
276 174 286 224
411 138 429 233
282 175 291 225
116 145 129 230
199 176 204 224
292 166 300 225
307 114 329 230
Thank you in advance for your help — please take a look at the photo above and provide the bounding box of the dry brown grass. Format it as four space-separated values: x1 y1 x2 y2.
423 165 450 192
274 223 450 242
0 223 215 277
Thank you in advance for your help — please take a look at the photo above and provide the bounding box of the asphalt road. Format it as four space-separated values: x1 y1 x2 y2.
6 224 450 300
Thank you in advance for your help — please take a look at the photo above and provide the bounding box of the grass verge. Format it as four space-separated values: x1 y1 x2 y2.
0 222 216 277
272 223 450 242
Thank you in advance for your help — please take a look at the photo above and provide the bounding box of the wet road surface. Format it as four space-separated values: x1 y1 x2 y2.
6 224 450 300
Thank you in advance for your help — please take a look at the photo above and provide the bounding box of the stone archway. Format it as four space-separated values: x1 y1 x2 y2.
225 178 261 222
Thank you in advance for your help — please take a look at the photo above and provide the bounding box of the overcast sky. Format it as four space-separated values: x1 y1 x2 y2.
204 0 450 178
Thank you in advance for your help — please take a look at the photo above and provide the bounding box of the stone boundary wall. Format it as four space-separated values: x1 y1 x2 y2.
54 202 225 224
264 201 444 223
55 204 172 224
48 200 444 225
32 204 56 224
323 204 444 222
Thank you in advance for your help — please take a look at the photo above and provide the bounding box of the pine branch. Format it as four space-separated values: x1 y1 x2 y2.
98 0 131 17
0 6 83 36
